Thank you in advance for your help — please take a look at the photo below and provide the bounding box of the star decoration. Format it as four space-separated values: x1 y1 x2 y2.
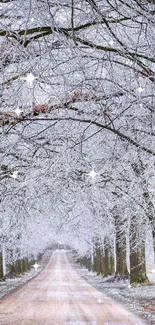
88 169 98 180
32 262 40 271
109 40 114 46
11 170 18 180
14 108 23 117
22 72 37 87
137 86 144 93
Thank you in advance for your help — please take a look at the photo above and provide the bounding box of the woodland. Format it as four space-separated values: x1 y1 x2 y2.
0 0 155 284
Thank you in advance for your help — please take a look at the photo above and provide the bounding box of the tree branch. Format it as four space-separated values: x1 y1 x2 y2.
2 115 154 156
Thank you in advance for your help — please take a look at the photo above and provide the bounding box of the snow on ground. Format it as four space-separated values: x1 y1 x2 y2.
75 265 155 325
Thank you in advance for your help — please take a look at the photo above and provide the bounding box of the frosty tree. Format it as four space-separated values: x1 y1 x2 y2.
0 0 155 283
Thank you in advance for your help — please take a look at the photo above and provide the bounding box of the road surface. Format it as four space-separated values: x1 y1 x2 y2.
0 250 147 325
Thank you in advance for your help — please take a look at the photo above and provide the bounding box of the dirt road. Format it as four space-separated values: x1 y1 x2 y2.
0 250 147 325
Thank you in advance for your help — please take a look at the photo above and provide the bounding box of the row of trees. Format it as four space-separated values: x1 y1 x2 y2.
0 247 36 279
0 0 155 283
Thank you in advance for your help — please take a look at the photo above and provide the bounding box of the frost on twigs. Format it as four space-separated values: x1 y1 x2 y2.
1 0 155 292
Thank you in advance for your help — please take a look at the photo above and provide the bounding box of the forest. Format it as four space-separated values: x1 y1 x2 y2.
0 0 155 285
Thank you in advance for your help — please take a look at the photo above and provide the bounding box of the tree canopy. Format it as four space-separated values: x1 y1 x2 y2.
0 1 155 271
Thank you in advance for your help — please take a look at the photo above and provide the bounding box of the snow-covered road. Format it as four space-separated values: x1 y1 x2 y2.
0 250 147 325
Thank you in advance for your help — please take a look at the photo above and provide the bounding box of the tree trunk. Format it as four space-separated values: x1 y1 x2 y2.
2 244 7 278
130 216 149 284
109 254 115 274
15 259 22 274
24 257 30 271
115 215 128 277
0 252 3 279
93 245 101 275
102 237 114 276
